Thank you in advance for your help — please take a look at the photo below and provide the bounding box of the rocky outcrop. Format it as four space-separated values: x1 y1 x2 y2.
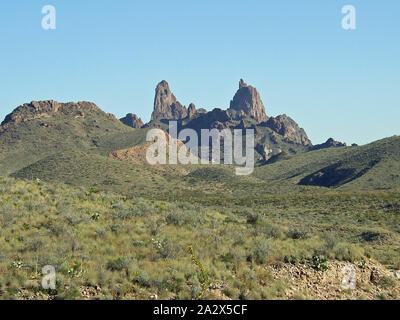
263 114 312 146
229 79 268 123
187 103 197 118
197 108 207 114
310 138 347 151
120 113 144 128
177 80 312 149
255 144 274 161
0 100 117 129
266 260 400 300
183 108 233 131
1 100 61 127
148 80 311 149
151 80 188 121
108 132 196 173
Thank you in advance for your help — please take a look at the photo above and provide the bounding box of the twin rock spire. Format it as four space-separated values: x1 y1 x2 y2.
151 79 268 123
120 79 311 147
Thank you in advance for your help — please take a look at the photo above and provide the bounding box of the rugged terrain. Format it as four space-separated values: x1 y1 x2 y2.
1 178 399 300
0 80 399 300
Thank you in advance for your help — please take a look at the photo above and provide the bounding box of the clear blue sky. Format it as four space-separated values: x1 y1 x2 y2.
0 0 399 145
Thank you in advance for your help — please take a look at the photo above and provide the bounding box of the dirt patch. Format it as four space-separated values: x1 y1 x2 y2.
265 260 400 300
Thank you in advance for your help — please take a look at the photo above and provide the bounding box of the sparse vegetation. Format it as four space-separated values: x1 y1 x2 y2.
0 105 399 300
0 176 399 300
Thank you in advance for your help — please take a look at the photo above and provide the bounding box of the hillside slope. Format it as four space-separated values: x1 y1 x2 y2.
2 100 400 192
253 136 400 190
0 101 147 175
1 177 399 300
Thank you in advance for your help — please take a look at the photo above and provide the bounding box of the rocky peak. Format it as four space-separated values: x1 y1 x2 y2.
120 113 144 128
239 78 248 89
263 114 312 146
151 80 188 121
188 103 197 118
229 79 268 123
310 138 347 151
0 100 115 128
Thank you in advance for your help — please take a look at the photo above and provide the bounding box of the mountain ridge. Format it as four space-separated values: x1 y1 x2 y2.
1 80 396 191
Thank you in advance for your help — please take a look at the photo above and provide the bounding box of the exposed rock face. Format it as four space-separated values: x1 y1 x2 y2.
229 79 268 123
151 80 188 121
187 103 197 118
263 114 312 146
184 108 232 131
107 132 196 174
120 113 144 128
178 79 312 148
1 100 61 127
0 100 117 129
310 138 347 151
255 144 274 161
197 108 207 114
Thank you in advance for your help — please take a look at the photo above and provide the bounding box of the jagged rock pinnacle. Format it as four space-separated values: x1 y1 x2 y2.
229 79 268 123
151 80 188 121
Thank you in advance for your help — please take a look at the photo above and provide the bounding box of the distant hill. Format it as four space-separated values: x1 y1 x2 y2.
254 136 400 190
0 100 146 175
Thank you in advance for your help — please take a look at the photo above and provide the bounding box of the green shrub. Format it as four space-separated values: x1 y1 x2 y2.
166 210 205 227
58 287 82 300
111 203 133 220
152 237 176 259
311 255 328 271
220 252 235 263
223 286 240 299
245 211 260 224
333 244 364 262
253 238 273 264
287 228 311 240
134 270 150 287
106 257 132 272
323 232 340 250
257 222 285 239
377 276 396 289
284 254 300 265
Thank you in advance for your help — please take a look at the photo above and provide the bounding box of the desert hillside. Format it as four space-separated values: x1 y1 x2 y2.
0 81 399 300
